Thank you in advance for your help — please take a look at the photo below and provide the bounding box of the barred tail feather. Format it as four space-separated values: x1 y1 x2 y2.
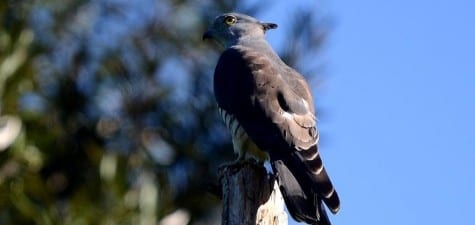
272 159 331 225
298 145 340 214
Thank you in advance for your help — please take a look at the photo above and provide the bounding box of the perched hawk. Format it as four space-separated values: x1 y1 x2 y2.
203 13 340 225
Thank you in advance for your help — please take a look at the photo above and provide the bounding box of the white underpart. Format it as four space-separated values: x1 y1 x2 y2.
219 108 255 157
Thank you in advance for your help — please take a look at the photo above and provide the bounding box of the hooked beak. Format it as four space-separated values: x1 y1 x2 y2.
261 22 278 31
202 30 214 41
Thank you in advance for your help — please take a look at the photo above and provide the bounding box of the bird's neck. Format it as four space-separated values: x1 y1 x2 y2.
230 36 285 67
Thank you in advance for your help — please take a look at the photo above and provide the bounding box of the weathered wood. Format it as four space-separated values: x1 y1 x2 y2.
219 160 287 225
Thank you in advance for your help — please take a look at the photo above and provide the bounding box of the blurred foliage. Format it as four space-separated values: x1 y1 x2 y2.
0 0 328 224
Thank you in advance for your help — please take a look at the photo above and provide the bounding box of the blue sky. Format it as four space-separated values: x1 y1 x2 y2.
250 1 475 225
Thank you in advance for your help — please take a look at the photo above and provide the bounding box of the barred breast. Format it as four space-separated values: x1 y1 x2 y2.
218 107 268 161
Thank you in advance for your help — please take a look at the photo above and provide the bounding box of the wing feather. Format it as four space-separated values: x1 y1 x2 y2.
214 46 319 150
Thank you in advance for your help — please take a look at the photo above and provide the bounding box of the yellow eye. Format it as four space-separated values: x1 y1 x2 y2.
224 16 236 26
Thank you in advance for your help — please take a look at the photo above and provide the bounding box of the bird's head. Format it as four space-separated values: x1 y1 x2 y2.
203 13 277 48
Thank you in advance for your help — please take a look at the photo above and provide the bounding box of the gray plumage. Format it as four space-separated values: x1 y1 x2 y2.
203 13 340 225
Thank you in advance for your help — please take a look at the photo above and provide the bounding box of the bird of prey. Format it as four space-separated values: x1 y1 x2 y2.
203 13 340 225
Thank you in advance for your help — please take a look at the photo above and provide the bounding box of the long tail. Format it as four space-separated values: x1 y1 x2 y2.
297 145 340 213
270 146 339 224
272 158 330 225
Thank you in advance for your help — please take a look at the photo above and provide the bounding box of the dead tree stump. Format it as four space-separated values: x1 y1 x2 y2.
219 160 287 225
